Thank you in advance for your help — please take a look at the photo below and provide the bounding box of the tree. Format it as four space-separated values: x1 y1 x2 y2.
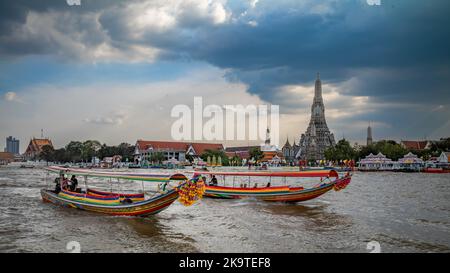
81 140 101 162
150 152 165 164
230 155 242 166
357 140 408 161
249 147 264 163
40 145 55 165
201 149 229 166
324 139 357 161
374 140 407 161
53 148 68 163
65 141 83 162
117 143 135 161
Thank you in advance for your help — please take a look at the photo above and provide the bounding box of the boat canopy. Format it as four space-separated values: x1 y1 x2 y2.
191 169 339 178
45 166 187 182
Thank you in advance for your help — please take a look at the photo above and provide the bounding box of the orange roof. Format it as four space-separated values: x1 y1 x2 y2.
191 143 224 155
25 138 54 154
401 140 429 150
0 152 15 160
136 140 223 155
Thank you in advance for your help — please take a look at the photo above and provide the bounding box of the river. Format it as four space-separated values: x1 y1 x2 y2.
0 165 449 253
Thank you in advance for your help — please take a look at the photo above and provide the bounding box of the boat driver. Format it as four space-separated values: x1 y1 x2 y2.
210 175 218 186
70 175 78 192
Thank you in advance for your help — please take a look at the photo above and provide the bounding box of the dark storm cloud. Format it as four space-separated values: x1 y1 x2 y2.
0 0 449 137
168 0 450 105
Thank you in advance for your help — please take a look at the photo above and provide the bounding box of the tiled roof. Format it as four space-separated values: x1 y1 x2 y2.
136 140 223 155
191 143 224 155
226 151 250 159
225 146 260 152
401 140 429 150
25 138 53 154
0 152 15 160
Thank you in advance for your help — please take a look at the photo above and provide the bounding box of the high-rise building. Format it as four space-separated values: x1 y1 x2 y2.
5 136 20 155
296 73 335 160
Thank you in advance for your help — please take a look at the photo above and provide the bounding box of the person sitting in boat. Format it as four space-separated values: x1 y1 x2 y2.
61 174 70 190
253 183 258 188
54 177 61 194
210 175 218 186
70 175 78 192
266 182 271 187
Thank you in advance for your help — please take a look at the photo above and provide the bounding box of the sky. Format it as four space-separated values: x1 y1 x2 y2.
1 0 449 152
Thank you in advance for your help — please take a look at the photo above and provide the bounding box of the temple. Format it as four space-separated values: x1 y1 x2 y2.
296 73 335 160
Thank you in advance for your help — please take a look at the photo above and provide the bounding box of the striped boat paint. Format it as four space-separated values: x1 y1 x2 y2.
86 188 145 202
41 188 180 216
203 176 351 203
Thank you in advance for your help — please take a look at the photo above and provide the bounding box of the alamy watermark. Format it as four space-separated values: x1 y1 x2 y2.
66 241 81 253
366 0 381 6
66 0 81 6
171 97 279 144
366 241 381 253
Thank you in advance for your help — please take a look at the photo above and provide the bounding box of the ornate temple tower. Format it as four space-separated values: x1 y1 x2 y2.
296 73 336 160
367 124 373 146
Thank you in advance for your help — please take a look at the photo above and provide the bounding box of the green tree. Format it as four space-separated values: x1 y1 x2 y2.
40 145 55 165
150 152 165 164
65 141 83 162
53 148 68 163
229 155 242 166
374 140 407 161
249 147 264 163
81 140 101 162
117 143 135 161
201 149 229 166
324 139 356 161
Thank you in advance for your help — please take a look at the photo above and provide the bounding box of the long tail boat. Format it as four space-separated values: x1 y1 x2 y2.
41 166 204 217
192 170 351 202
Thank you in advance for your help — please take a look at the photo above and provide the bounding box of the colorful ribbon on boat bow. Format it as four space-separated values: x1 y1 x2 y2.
177 176 205 206
333 176 351 191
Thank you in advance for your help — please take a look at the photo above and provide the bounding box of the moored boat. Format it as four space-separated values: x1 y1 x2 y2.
423 167 450 174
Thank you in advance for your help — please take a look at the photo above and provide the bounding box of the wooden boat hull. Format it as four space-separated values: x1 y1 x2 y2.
41 189 179 217
204 176 351 203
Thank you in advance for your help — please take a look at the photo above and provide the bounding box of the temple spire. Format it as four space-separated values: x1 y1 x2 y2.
265 127 271 145
314 72 322 101
297 74 335 161
367 122 373 146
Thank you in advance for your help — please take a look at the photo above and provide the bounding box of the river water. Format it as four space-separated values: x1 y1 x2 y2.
0 165 449 253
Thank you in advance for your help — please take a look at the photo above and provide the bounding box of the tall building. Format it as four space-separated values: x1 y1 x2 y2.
296 73 335 160
5 136 20 155
367 125 373 146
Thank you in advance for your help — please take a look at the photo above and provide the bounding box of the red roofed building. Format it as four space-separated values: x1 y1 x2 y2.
0 152 15 165
24 138 54 160
134 140 224 164
400 140 432 151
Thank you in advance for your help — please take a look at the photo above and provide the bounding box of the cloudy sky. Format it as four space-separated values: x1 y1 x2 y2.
1 0 449 152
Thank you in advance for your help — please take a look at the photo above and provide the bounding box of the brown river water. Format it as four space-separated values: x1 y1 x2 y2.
0 165 449 253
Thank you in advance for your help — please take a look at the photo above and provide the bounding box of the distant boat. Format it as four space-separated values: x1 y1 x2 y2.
423 167 450 174
20 164 35 169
